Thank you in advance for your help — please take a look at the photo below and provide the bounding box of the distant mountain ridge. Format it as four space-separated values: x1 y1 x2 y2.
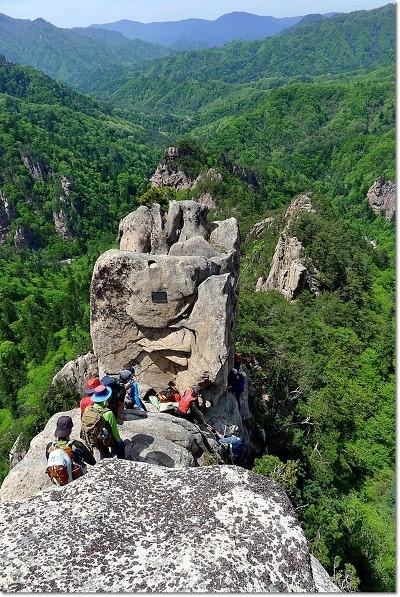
89 11 307 48
0 12 172 88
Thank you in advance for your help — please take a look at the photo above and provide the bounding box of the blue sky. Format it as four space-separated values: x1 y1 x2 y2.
0 0 390 27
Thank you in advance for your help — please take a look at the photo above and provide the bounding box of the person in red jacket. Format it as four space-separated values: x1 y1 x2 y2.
80 377 100 417
175 386 205 423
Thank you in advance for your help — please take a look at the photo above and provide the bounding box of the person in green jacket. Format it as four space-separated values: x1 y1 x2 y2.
88 384 125 459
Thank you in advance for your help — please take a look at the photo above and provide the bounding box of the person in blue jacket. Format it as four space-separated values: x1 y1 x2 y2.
119 369 147 411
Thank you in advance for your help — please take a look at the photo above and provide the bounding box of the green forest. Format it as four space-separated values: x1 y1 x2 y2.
0 3 395 592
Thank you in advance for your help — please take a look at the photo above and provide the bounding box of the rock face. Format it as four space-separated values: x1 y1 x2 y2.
150 147 220 208
93 201 239 389
0 191 15 244
0 408 213 502
257 194 319 301
366 178 396 220
0 459 336 592
311 556 340 593
8 435 26 469
53 177 76 238
51 352 98 395
93 199 246 435
150 146 195 190
13 224 40 250
247 217 274 240
21 152 49 181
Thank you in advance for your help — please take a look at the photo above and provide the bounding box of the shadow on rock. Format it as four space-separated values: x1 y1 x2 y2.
124 434 176 467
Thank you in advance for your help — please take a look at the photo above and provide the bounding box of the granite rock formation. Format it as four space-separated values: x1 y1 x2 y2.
150 146 195 190
21 152 49 182
0 191 15 244
53 176 76 238
0 459 337 592
256 194 319 301
366 178 396 220
0 408 214 502
93 201 239 392
150 146 220 207
52 352 98 395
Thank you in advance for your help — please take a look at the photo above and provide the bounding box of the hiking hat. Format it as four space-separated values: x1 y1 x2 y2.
119 369 133 382
84 377 101 395
101 375 118 387
55 415 73 439
92 384 112 403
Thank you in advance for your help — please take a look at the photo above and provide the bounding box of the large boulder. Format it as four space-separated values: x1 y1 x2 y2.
92 202 240 405
52 352 98 395
366 178 396 220
0 459 337 592
0 408 212 502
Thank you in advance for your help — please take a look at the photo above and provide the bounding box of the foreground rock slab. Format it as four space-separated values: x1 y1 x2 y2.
1 460 323 592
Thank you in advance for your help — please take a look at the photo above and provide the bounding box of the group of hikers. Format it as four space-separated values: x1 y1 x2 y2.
46 355 246 487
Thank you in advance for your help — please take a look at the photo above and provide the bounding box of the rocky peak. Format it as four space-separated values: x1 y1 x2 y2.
150 145 196 191
366 178 395 220
256 193 319 301
150 147 221 208
0 191 15 244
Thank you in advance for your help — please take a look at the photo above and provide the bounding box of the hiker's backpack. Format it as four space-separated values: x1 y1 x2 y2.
46 441 83 486
81 406 113 449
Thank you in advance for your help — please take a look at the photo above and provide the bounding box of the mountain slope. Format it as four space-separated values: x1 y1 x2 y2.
90 12 304 48
0 13 172 89
107 4 394 115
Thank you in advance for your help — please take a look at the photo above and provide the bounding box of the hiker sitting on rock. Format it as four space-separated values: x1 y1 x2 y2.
81 385 125 460
80 377 100 417
227 353 245 412
120 369 147 411
46 415 96 486
175 385 205 423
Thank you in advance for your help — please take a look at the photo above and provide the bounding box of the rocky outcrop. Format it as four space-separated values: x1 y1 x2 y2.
8 435 26 469
150 146 195 190
93 199 245 434
0 191 15 244
0 408 213 502
13 224 40 250
21 152 49 181
51 352 98 395
247 216 274 240
366 178 396 220
256 194 319 301
0 459 337 592
151 147 220 207
53 177 76 238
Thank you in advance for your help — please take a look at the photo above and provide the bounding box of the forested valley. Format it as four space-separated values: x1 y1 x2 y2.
0 3 395 591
